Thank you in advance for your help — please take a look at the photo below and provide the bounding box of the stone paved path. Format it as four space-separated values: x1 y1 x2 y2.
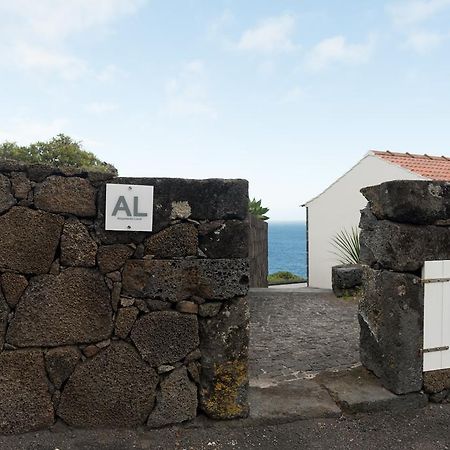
249 288 360 386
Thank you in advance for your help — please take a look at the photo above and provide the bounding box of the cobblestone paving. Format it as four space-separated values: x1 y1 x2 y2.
249 289 360 386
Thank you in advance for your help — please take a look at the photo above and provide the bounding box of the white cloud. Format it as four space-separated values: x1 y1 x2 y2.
387 0 450 26
0 0 145 41
162 60 217 119
305 35 374 71
387 1 450 53
86 102 118 114
405 31 446 52
0 0 146 79
236 14 296 53
0 117 70 145
13 43 88 80
208 10 233 37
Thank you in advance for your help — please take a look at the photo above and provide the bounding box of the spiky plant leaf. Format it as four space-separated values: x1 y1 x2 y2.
330 226 360 265
249 198 270 221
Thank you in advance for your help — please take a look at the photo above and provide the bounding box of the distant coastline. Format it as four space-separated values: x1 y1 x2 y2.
268 221 306 277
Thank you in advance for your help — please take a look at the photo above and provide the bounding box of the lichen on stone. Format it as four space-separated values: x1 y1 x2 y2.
170 201 192 220
200 360 249 419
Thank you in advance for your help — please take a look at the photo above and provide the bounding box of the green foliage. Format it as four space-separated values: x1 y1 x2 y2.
0 134 116 173
340 287 363 301
331 226 360 265
249 198 269 220
267 271 306 285
270 271 298 280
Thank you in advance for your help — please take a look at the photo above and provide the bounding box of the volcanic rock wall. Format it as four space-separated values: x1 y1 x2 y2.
359 180 450 398
0 159 250 434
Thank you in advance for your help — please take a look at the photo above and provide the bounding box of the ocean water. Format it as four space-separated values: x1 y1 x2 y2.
268 222 307 277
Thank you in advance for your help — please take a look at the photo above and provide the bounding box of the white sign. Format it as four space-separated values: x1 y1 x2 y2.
105 184 154 231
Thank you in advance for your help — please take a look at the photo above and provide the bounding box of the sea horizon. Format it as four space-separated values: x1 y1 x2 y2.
268 220 306 223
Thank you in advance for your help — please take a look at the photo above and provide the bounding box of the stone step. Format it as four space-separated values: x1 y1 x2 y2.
315 366 428 414
248 379 341 424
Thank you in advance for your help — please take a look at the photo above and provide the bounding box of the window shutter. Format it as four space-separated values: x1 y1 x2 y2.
423 260 450 372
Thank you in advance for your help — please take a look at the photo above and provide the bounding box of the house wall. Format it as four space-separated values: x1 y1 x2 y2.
306 155 425 289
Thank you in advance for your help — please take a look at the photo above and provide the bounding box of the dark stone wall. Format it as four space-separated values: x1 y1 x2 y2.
331 264 362 297
359 180 450 396
248 214 268 288
0 160 250 434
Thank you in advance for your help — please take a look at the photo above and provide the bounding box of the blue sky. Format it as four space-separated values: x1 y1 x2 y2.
1 0 450 221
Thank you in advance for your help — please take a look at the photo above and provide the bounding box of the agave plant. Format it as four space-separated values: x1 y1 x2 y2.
331 226 360 265
249 198 269 221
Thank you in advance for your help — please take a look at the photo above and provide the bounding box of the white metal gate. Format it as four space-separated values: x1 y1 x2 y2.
423 260 450 372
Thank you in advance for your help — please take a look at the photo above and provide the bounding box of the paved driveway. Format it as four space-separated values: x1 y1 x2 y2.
249 288 360 386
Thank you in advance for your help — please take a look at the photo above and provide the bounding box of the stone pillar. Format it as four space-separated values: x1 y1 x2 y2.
359 180 450 395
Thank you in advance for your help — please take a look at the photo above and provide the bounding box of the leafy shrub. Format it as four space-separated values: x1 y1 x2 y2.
267 271 306 285
0 134 116 173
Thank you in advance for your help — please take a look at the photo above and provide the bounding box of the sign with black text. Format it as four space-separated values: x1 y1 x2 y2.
105 184 154 231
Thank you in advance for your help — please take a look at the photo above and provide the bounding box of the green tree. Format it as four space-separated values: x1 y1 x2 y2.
249 198 269 220
0 134 116 173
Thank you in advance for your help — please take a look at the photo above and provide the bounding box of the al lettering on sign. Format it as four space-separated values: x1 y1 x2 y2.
105 184 154 231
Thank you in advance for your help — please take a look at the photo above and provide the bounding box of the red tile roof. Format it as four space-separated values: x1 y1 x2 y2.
373 151 450 181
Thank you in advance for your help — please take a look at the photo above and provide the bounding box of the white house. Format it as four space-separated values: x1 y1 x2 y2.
303 151 450 289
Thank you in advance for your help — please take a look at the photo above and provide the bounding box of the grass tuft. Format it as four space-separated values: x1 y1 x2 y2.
267 271 306 285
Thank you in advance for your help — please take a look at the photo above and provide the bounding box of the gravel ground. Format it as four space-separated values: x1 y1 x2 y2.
0 403 449 449
249 289 360 385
